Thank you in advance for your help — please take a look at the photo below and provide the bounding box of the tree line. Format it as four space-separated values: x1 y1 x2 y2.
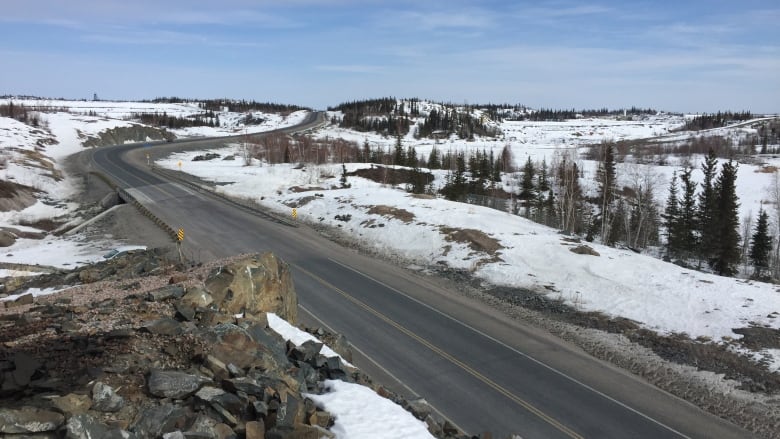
129 112 219 129
678 111 754 131
506 107 658 122
664 150 771 278
146 98 309 114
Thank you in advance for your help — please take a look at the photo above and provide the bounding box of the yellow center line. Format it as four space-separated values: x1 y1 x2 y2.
294 263 584 439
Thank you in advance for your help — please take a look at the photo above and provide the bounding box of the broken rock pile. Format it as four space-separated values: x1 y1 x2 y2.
0 252 471 438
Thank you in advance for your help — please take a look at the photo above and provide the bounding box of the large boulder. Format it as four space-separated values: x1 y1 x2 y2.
204 252 297 323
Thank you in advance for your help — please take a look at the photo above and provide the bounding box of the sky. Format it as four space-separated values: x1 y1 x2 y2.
1 0 778 113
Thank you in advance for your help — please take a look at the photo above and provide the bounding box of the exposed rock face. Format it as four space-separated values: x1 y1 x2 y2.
205 252 298 323
82 125 174 148
0 230 16 247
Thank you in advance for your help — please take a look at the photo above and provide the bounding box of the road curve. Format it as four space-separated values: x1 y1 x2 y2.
88 113 752 438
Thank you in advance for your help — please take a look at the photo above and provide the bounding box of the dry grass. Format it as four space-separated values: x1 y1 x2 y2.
439 226 503 256
289 186 325 193
755 166 779 174
367 205 415 223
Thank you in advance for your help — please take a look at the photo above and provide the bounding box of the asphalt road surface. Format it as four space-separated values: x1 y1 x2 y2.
88 114 752 438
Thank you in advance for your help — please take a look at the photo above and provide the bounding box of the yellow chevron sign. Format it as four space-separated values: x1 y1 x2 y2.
177 228 184 241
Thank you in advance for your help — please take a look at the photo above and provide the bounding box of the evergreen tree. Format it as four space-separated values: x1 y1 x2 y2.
750 207 772 278
698 149 719 264
427 146 441 169
663 171 681 255
406 145 418 168
678 166 698 255
394 135 405 166
340 164 350 188
519 157 536 200
595 143 617 241
711 160 741 276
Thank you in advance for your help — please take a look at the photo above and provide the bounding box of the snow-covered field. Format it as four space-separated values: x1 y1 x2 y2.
154 146 780 372
1 98 779 435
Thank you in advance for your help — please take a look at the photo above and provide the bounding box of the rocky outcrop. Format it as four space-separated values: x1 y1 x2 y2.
0 252 471 439
82 125 174 148
205 253 298 323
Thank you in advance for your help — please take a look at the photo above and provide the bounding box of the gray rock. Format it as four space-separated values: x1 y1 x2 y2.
0 406 65 434
210 403 238 427
175 301 197 321
163 431 187 439
92 381 125 412
275 392 302 428
252 401 269 417
195 386 226 403
222 377 264 397
11 352 42 388
227 363 244 378
140 317 183 336
146 284 185 302
185 414 219 437
66 413 131 439
405 397 432 420
290 340 322 363
131 404 189 438
211 392 243 416
148 370 210 399
203 354 230 380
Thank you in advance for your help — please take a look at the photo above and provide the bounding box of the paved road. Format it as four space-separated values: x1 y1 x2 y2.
88 114 752 438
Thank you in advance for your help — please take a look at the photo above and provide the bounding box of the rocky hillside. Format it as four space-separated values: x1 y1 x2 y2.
0 251 470 439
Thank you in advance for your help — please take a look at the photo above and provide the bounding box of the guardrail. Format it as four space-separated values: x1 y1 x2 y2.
150 166 298 228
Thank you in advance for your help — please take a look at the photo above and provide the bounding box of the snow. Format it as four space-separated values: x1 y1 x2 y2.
306 379 435 439
266 312 353 366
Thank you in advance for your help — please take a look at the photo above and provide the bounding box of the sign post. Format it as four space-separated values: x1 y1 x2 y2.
176 228 185 263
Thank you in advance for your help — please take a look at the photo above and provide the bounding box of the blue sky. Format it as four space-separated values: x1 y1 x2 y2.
1 0 778 113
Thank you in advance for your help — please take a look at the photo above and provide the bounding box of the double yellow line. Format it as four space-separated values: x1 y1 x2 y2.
294 264 583 439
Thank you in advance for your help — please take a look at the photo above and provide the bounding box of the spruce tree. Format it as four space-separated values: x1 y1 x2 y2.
712 160 741 276
663 171 681 255
678 166 698 256
750 207 772 278
394 135 405 166
519 157 536 200
698 149 719 264
427 146 441 169
595 143 617 241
